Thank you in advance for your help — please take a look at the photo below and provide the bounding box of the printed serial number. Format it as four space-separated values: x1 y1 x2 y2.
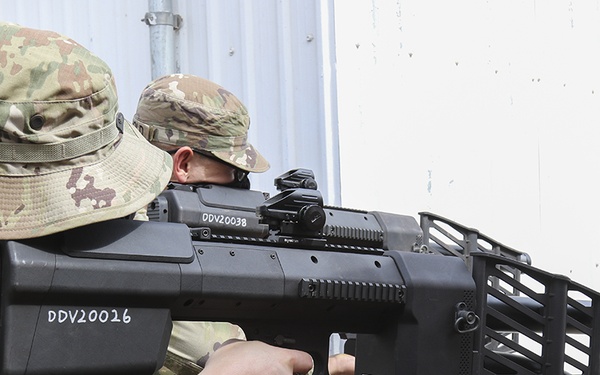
202 213 247 227
47 308 131 324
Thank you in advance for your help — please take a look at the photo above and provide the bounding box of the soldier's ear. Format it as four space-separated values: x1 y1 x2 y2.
171 147 195 183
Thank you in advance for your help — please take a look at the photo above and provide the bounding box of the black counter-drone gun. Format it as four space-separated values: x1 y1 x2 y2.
150 168 423 252
0 169 598 374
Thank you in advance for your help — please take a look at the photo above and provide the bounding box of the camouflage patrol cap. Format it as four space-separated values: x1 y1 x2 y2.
0 22 172 239
133 74 269 173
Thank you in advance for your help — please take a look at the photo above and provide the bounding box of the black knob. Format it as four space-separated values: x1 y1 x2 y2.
299 205 326 231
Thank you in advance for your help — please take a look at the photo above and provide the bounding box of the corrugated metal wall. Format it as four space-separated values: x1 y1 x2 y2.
175 0 340 199
1 0 340 201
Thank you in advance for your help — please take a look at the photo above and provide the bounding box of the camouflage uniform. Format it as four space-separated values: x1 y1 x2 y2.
134 74 269 374
0 22 172 240
155 322 246 375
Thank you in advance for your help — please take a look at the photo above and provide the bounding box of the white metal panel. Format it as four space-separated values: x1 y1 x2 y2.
334 0 600 292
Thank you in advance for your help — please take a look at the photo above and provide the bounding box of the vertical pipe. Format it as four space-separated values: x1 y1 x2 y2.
146 0 179 79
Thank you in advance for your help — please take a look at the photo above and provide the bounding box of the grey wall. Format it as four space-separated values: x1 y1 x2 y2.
1 0 340 201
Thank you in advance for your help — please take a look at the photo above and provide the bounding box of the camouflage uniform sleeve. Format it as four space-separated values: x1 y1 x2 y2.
155 321 246 374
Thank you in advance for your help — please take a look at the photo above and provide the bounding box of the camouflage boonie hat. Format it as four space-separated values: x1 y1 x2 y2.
0 22 172 239
133 74 269 173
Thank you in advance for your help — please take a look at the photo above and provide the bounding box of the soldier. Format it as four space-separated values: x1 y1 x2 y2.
0 22 172 239
0 22 313 375
133 74 355 375
133 74 266 375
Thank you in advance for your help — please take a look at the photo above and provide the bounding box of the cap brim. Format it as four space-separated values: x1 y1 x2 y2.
0 120 172 239
211 143 270 173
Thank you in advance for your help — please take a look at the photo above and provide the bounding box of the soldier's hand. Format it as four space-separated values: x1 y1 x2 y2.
201 340 313 375
328 353 355 375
